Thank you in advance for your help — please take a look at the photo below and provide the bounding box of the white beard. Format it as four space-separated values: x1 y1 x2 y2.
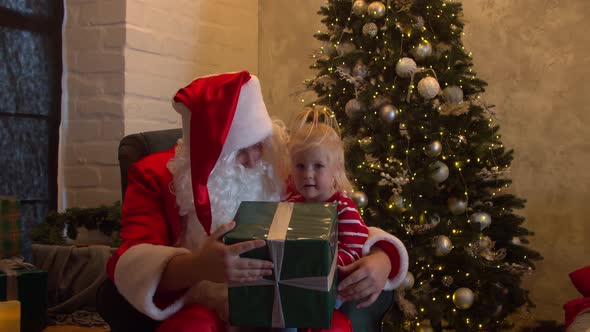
167 139 282 251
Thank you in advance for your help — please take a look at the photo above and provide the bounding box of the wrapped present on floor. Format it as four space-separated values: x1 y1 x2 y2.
0 197 21 259
224 201 338 329
0 258 48 332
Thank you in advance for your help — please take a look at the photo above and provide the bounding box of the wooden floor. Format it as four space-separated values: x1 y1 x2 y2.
43 326 108 332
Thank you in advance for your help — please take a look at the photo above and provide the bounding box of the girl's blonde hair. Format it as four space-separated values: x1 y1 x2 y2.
288 106 354 193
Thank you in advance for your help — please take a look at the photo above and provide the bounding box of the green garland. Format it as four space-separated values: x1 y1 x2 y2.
30 201 122 246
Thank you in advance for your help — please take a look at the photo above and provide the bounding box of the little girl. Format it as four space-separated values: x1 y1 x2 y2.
287 106 369 274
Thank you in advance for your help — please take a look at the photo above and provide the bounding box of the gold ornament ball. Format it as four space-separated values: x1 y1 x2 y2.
379 104 398 124
416 326 434 332
425 140 442 157
434 235 453 256
367 1 386 19
352 0 368 16
453 287 475 309
351 191 369 208
362 22 379 38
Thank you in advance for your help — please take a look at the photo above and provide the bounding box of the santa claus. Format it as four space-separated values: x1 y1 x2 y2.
102 71 408 332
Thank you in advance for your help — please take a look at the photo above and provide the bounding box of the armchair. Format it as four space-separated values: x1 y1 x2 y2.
97 128 393 332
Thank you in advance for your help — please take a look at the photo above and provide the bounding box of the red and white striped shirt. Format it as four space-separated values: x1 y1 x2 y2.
287 192 369 266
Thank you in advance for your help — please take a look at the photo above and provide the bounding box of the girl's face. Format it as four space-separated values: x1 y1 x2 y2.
291 147 336 202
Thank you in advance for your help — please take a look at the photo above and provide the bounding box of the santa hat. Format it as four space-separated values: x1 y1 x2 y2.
172 71 272 235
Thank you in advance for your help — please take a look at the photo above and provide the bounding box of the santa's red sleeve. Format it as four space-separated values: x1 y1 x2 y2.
106 156 191 321
363 226 409 290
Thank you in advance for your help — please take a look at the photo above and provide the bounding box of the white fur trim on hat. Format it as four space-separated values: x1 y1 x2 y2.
363 226 409 291
172 75 273 156
114 244 191 320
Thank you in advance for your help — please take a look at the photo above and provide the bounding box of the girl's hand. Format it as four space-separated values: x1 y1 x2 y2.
337 248 392 308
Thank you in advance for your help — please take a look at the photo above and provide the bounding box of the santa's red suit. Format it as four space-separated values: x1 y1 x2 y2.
106 71 409 331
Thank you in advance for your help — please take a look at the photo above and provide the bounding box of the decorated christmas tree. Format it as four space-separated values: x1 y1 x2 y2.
305 0 542 330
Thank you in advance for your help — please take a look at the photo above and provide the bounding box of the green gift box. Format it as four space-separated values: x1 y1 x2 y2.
0 263 48 332
0 197 22 258
224 201 338 329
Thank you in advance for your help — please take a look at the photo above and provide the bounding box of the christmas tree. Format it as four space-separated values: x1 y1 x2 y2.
306 0 542 330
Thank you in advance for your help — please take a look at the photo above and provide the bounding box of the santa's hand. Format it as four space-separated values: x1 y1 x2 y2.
195 221 274 283
337 248 391 308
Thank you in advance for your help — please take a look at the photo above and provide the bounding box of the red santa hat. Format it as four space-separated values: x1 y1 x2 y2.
172 71 272 235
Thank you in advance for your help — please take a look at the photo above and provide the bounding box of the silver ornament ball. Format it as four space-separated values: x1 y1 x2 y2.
362 22 379 38
425 140 442 157
352 0 368 16
430 161 449 183
351 191 369 208
434 235 453 256
388 193 406 212
367 1 386 19
402 272 415 290
413 43 433 60
453 287 475 309
417 76 441 99
395 57 417 78
470 212 492 231
345 98 364 118
443 85 464 104
448 197 467 215
379 104 398 124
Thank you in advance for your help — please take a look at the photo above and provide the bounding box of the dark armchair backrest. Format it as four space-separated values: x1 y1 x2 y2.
118 128 182 200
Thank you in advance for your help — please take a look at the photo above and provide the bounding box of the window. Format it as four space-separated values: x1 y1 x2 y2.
0 1 63 255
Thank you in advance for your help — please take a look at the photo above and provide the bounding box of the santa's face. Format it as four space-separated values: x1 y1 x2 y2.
167 139 281 249
236 143 263 168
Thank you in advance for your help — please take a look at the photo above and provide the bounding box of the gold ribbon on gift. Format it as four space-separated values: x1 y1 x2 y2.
229 202 338 328
0 258 34 301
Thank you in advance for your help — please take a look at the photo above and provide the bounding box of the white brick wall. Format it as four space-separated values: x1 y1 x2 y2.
61 0 259 209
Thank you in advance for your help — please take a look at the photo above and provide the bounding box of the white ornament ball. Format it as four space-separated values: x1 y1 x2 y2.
395 57 417 78
412 16 425 29
379 104 398 124
351 191 369 208
425 140 442 157
402 272 415 290
413 43 433 60
367 1 386 19
430 161 449 183
352 0 368 16
417 76 440 99
453 287 475 309
443 85 464 104
511 237 522 245
345 99 364 118
362 22 379 38
470 212 492 231
434 235 453 256
352 60 368 79
337 42 356 56
448 197 467 215
322 42 337 56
